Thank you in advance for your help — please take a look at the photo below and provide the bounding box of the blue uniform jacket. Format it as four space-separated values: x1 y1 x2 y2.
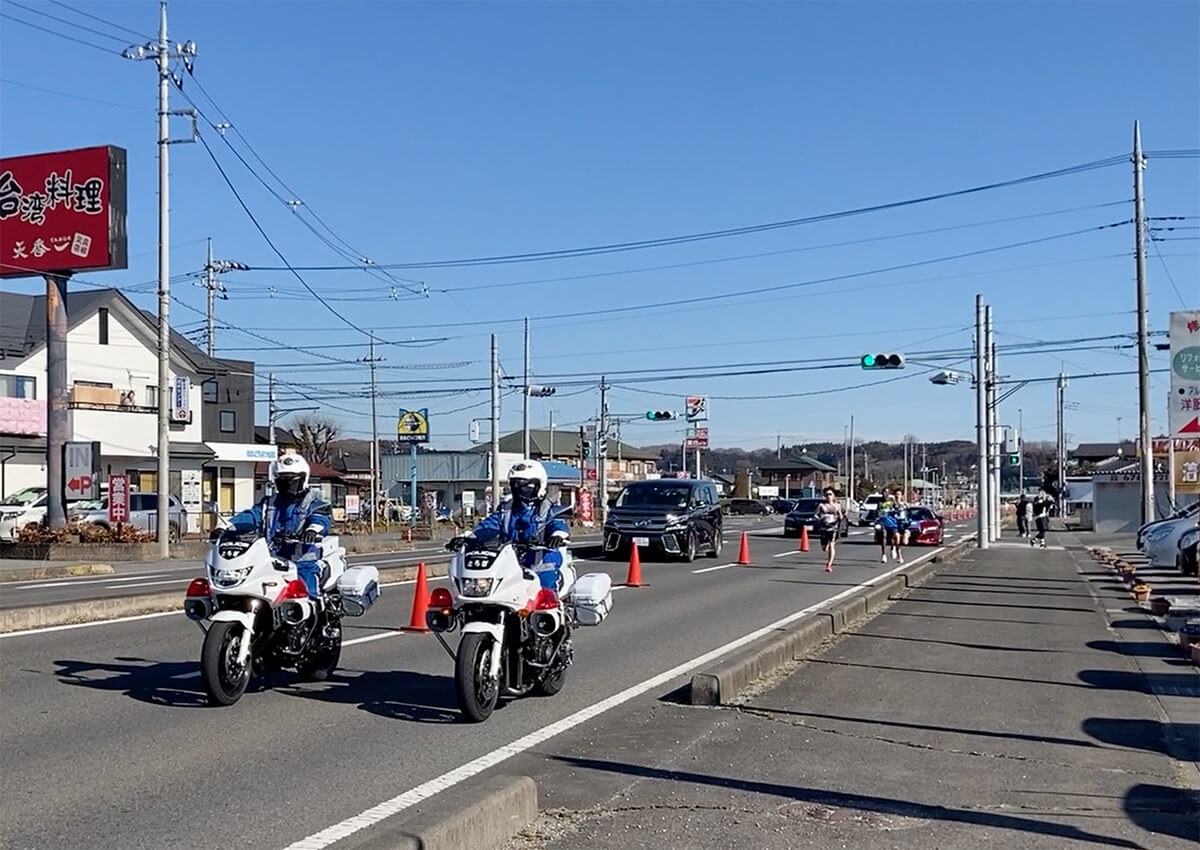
471 500 567 546
229 494 331 560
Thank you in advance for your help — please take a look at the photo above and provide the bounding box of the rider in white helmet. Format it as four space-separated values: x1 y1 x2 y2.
226 452 331 596
449 459 570 589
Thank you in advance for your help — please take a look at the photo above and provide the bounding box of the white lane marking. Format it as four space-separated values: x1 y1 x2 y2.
343 631 406 647
690 562 738 574
0 610 181 638
285 541 961 850
108 578 190 590
14 572 175 590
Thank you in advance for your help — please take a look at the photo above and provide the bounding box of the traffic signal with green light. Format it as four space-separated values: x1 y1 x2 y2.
861 353 905 370
646 411 678 421
1008 454 1020 466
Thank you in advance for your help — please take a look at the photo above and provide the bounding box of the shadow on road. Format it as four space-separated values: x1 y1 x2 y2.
843 631 1063 654
1086 639 1183 660
1077 669 1199 697
52 656 236 708
1123 784 1200 843
281 668 462 724
1082 717 1200 761
549 754 1149 849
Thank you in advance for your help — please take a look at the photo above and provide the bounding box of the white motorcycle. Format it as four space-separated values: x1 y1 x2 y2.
184 529 380 705
428 540 613 722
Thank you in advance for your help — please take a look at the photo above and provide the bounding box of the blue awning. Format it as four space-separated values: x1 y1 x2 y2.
542 459 584 481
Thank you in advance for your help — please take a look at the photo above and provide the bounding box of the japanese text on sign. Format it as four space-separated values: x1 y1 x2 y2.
0 146 127 277
108 475 130 524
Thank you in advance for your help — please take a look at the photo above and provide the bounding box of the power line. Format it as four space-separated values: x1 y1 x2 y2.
0 11 119 54
4 0 132 43
1150 235 1191 309
45 0 150 40
0 77 143 110
244 154 1129 271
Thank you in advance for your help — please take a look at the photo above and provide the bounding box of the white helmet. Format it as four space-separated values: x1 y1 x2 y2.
270 452 311 499
508 459 548 503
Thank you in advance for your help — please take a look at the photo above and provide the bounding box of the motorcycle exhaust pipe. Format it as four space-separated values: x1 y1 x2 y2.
280 599 314 625
530 609 563 638
184 598 213 622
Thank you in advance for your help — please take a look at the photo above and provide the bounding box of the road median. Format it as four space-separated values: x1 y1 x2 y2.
688 536 974 705
0 560 450 634
0 562 114 582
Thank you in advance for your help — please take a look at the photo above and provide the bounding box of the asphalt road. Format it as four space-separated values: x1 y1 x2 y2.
0 516 975 850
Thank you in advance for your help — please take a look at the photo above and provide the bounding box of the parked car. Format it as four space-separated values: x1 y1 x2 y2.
70 492 188 542
858 492 884 527
726 498 772 516
0 486 48 542
771 498 799 515
783 498 849 538
1136 502 1199 550
907 506 946 546
1176 524 1198 577
603 479 722 562
1141 512 1197 569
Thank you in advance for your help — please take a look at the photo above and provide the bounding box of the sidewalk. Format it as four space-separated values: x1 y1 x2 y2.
502 533 1200 850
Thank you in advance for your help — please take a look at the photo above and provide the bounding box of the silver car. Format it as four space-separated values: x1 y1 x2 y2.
70 492 188 542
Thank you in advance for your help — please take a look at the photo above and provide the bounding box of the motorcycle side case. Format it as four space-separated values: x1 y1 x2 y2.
568 572 613 626
337 565 380 616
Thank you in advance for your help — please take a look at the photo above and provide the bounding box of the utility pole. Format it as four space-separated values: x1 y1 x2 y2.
361 335 383 529
975 294 989 550
1057 372 1067 520
548 410 556 461
200 238 247 358
44 272 70 529
986 308 1000 542
1133 121 1154 524
598 377 609 522
1017 408 1024 495
123 2 197 558
267 372 276 445
490 334 501 508
522 317 531 459
848 414 855 507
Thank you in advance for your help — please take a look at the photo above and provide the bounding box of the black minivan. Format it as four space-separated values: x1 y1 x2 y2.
603 479 723 562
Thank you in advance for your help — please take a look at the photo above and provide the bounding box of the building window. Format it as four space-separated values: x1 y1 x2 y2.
219 410 236 433
202 380 218 403
98 308 109 345
146 386 158 407
0 375 36 399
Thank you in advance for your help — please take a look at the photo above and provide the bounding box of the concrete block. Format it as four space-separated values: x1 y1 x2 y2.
341 774 537 850
829 595 868 632
863 577 904 612
690 616 834 706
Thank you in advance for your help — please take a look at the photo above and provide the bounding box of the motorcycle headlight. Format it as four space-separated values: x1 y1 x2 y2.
211 565 252 587
458 577 495 598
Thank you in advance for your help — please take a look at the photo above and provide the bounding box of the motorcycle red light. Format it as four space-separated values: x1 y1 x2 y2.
185 578 211 597
278 579 309 600
533 588 560 610
430 587 453 609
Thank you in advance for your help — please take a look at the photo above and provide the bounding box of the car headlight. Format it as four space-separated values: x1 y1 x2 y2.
458 578 495 598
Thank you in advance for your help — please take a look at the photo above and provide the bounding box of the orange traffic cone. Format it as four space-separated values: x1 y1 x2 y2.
737 531 751 565
799 525 811 553
624 543 647 587
402 562 430 632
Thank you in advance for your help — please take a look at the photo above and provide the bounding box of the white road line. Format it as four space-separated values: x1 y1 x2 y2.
0 610 181 638
284 541 959 850
772 550 799 558
14 572 175 590
691 562 738 574
108 578 190 590
342 631 406 647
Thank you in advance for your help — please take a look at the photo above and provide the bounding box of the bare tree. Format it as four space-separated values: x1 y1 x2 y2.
291 415 342 466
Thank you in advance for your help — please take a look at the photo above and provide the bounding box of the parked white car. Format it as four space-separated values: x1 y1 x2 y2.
1137 502 1200 550
0 486 48 543
1141 512 1199 568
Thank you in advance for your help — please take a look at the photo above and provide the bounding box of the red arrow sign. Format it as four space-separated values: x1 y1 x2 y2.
67 475 93 493
1179 416 1200 435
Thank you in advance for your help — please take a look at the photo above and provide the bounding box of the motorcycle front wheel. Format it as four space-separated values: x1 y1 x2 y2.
201 621 252 706
455 632 499 722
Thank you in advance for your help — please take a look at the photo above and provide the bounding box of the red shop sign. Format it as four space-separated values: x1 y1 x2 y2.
0 145 128 278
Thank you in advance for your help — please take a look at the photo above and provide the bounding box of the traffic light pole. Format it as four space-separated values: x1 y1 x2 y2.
598 378 609 523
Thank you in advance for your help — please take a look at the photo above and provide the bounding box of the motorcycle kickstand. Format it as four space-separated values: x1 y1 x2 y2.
432 629 457 663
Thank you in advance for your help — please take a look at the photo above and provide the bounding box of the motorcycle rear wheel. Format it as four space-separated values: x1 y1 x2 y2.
201 621 251 706
455 632 499 722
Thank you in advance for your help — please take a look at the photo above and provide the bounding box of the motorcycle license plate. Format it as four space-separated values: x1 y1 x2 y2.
633 537 650 547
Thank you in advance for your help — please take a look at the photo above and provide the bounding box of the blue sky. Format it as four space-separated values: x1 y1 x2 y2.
2 0 1197 452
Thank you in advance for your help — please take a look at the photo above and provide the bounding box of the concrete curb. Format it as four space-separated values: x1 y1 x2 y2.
337 775 537 850
0 561 451 634
0 562 114 582
688 536 974 705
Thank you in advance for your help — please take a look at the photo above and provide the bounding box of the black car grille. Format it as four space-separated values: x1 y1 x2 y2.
607 515 672 533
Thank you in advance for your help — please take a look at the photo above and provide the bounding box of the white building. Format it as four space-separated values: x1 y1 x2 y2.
0 289 264 534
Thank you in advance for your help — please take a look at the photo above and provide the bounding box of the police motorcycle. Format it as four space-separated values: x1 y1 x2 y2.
183 515 380 706
429 528 613 722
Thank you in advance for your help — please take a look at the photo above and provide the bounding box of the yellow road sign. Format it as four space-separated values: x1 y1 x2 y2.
397 408 430 442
